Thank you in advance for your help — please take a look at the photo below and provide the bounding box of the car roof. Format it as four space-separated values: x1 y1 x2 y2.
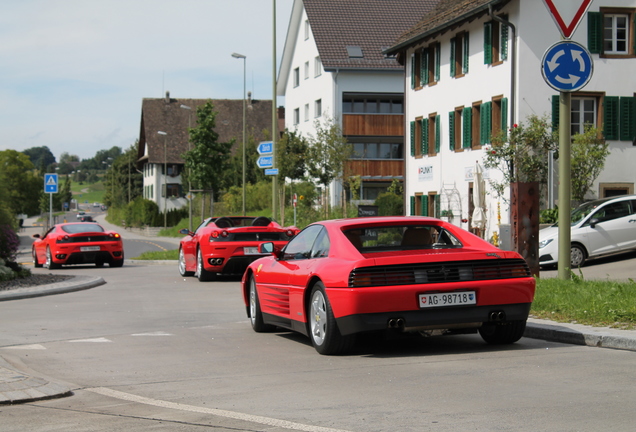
578 194 636 208
58 223 106 233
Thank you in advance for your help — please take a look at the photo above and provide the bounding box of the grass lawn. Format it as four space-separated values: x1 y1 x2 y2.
71 180 106 207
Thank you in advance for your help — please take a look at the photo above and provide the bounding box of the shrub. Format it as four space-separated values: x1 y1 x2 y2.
0 225 19 263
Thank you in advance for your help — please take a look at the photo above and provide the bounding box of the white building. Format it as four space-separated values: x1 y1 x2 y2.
386 0 636 241
278 0 439 206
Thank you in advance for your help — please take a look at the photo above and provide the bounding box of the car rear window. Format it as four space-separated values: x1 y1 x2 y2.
61 224 105 234
343 225 461 252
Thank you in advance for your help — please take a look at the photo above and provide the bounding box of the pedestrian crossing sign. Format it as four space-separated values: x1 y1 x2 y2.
45 173 58 193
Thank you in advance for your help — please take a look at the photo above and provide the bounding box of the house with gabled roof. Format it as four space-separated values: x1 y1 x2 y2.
386 0 636 241
278 0 439 207
137 91 278 213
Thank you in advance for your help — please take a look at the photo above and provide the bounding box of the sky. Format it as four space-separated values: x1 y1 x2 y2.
0 0 294 161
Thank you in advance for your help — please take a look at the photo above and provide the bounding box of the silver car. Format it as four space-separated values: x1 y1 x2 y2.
539 195 636 267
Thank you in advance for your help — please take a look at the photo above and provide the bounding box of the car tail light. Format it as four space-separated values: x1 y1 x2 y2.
209 230 230 241
56 235 71 243
286 229 296 237
109 233 121 240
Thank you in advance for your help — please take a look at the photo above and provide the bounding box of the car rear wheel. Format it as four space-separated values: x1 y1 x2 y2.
110 253 124 268
32 248 43 268
45 247 60 269
195 248 215 282
479 320 526 345
178 248 194 276
570 244 586 268
249 275 274 332
308 282 354 355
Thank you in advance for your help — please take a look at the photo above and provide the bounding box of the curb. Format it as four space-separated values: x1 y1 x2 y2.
0 357 72 404
0 275 105 302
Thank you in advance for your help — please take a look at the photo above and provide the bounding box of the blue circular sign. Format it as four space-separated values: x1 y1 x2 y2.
541 40 593 92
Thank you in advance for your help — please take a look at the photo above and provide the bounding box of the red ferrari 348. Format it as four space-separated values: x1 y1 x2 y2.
32 222 124 269
242 216 536 355
178 216 299 281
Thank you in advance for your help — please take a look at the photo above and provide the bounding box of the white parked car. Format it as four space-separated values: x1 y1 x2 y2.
539 195 636 267
76 211 86 219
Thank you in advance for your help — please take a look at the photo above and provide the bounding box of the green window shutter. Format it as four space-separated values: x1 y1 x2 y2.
463 32 470 74
501 97 508 133
421 118 429 155
480 102 492 145
410 196 415 216
588 12 602 54
501 15 509 60
448 111 455 150
450 37 456 77
421 48 429 85
604 96 619 140
421 196 428 217
410 54 416 89
463 107 472 148
434 42 441 82
484 21 493 64
435 195 441 218
551 95 560 131
435 115 441 153
620 97 636 141
410 121 415 156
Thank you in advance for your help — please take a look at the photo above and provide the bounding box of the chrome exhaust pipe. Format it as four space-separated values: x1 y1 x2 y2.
488 311 506 322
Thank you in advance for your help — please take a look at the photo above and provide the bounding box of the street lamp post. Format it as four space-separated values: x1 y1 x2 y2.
232 52 247 216
158 131 168 229
180 104 193 231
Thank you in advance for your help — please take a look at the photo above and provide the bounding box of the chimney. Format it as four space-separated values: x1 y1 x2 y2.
165 91 170 103
247 91 252 107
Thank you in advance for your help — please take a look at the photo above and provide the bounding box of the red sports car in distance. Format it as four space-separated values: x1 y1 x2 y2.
32 222 124 269
178 216 299 281
243 216 536 355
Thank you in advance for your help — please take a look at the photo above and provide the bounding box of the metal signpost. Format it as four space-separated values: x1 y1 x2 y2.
541 0 594 280
44 173 58 228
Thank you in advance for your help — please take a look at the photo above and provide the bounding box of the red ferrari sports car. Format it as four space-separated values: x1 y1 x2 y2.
178 216 299 281
242 216 536 355
32 222 124 269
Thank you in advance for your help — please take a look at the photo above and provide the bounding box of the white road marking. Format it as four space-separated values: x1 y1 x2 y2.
68 338 112 343
86 387 353 432
131 332 173 336
2 344 46 350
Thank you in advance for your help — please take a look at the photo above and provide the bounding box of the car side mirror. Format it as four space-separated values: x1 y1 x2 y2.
32 233 41 239
589 218 599 228
259 242 274 254
179 228 194 236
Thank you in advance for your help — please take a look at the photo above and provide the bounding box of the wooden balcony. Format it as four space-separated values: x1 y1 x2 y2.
342 114 404 136
345 159 404 179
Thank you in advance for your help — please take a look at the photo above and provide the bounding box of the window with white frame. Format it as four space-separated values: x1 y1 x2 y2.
293 108 300 125
304 20 310 40
304 61 309 79
315 99 322 118
571 97 597 135
304 104 309 122
588 8 635 57
293 68 300 87
314 56 322 77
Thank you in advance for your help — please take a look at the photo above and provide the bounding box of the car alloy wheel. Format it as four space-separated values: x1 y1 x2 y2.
195 248 215 281
179 248 193 276
308 282 354 355
570 244 586 268
45 247 60 269
32 249 43 268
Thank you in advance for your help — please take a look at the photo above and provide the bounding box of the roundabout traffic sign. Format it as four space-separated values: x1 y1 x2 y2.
541 40 593 92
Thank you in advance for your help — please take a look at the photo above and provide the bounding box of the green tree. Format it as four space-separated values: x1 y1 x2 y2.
0 150 42 216
183 101 233 215
22 146 56 169
225 131 266 188
105 144 142 208
306 117 352 216
570 125 609 202
483 114 557 201
278 130 309 182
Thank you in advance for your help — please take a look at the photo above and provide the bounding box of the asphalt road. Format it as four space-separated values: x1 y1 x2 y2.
1 264 636 431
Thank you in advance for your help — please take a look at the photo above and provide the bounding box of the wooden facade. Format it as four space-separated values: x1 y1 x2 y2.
344 160 403 179
342 114 404 136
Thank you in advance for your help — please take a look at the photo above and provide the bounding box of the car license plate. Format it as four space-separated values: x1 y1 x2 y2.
419 291 476 308
244 247 259 255
80 246 100 252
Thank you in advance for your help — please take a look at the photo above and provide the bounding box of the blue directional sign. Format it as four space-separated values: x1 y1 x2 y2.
542 40 593 92
257 156 273 168
258 141 273 155
264 168 279 176
44 173 58 193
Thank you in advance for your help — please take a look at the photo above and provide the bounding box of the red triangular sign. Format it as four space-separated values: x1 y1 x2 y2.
543 0 594 39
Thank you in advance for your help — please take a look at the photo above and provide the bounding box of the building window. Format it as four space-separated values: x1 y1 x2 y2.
304 20 310 40
600 183 634 197
304 104 309 122
343 93 403 114
304 61 309 79
484 16 508 65
491 96 508 137
315 99 322 118
315 56 322 77
293 68 300 87
450 32 469 77
571 97 597 135
427 113 440 157
449 107 465 152
351 139 403 160
410 194 426 216
414 43 440 88
472 102 482 150
293 108 300 125
588 9 635 57
410 117 423 157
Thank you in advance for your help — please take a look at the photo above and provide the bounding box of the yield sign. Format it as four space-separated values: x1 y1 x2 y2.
543 0 593 39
